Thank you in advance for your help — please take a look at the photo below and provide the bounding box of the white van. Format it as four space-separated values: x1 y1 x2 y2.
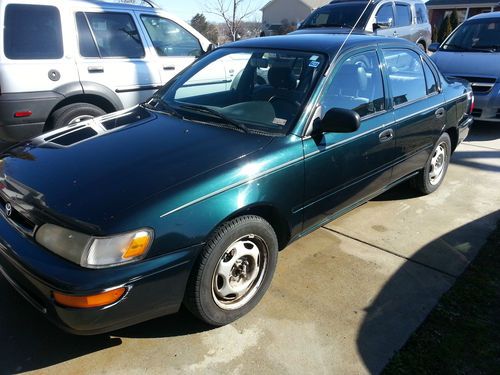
0 0 214 141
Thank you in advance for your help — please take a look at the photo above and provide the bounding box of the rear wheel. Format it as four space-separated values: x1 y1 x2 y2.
184 215 278 326
47 103 106 131
413 132 451 195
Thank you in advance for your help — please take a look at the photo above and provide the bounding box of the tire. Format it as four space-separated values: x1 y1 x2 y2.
184 215 278 326
47 103 106 131
413 132 451 195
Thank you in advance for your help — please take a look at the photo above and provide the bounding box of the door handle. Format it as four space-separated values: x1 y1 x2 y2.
88 66 104 73
163 65 176 71
435 108 445 119
379 129 394 143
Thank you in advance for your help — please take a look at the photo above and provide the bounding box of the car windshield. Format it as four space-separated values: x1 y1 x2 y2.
441 18 500 52
300 3 371 29
158 48 326 135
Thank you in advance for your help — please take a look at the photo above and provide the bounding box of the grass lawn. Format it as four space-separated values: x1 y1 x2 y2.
383 220 500 375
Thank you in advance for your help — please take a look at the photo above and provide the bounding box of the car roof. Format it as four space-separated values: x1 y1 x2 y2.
225 32 416 59
67 0 160 11
467 11 500 21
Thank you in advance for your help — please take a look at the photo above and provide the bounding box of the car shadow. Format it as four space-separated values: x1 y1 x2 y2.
0 277 212 374
466 121 499 142
356 210 500 374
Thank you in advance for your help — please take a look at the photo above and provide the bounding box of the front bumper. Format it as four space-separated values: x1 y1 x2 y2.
471 84 500 123
0 216 202 335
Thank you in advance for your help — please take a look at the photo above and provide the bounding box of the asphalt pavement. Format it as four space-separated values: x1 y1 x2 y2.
0 123 499 375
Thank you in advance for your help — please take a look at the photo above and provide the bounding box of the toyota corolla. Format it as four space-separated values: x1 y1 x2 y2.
0 32 472 334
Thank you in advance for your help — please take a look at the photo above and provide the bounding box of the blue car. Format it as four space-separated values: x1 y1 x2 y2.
430 12 500 123
0 32 472 334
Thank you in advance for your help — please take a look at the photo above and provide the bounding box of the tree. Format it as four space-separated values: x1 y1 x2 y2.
432 25 438 43
277 19 297 35
191 13 219 44
204 0 258 42
449 9 459 30
437 16 452 43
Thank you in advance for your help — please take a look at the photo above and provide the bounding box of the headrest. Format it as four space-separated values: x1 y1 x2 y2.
336 64 368 92
268 67 297 90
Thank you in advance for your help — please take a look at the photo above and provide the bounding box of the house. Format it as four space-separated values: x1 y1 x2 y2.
426 0 500 31
261 0 329 34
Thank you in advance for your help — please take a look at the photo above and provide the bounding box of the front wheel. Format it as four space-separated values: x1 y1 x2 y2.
184 215 278 326
413 132 451 195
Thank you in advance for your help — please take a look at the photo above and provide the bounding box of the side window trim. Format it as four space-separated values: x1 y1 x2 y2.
76 12 102 58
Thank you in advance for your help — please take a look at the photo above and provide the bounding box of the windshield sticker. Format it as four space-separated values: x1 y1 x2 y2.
310 55 319 61
309 61 320 68
273 118 287 126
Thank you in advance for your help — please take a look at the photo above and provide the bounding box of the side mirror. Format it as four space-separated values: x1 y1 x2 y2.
428 42 440 52
319 108 361 133
373 17 393 30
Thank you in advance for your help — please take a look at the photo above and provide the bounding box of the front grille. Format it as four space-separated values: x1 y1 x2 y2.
0 195 37 236
455 76 496 94
472 108 483 118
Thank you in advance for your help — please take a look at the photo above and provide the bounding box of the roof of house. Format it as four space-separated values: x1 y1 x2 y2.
262 0 329 11
426 0 498 7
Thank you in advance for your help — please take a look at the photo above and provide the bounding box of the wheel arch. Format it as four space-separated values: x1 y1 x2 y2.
219 204 292 251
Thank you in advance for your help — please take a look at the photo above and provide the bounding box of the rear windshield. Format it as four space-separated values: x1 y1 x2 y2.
4 4 63 59
441 19 500 52
300 3 372 29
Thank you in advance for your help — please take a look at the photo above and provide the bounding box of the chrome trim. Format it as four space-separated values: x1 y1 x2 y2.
160 156 304 218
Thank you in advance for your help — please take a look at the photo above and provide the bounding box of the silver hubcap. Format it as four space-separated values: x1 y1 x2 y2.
68 114 94 126
429 142 447 186
212 235 267 310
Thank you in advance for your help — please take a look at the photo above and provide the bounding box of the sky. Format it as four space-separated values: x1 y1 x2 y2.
157 0 270 23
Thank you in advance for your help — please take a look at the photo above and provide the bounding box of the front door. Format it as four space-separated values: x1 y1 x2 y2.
302 49 396 229
75 10 161 109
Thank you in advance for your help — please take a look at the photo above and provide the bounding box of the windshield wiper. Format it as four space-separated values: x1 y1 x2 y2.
471 45 500 52
442 43 471 51
303 23 353 28
178 104 249 133
142 99 183 119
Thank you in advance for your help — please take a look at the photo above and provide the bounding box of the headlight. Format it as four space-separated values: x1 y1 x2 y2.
35 224 153 268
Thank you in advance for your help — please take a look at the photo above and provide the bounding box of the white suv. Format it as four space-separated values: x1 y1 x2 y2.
0 0 213 141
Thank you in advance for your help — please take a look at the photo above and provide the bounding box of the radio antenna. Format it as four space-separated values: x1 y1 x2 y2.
331 0 374 64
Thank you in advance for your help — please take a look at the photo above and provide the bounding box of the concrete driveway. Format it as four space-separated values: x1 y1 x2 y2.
1 124 499 375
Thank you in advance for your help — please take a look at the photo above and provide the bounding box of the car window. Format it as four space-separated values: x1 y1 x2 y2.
4 4 63 60
383 49 427 105
441 19 500 52
84 12 145 58
322 50 385 117
395 3 412 27
301 3 372 28
161 48 326 135
141 15 202 57
76 13 100 58
415 4 428 24
376 3 395 26
422 60 438 94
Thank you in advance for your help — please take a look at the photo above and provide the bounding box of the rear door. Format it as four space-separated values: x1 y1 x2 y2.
74 9 161 109
302 49 396 229
381 48 445 180
372 1 397 37
138 14 203 85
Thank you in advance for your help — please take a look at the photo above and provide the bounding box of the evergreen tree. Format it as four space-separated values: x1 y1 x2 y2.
450 9 459 30
191 13 219 44
432 25 438 43
438 16 452 43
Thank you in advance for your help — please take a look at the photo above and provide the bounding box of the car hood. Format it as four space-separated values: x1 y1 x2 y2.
432 51 500 79
0 106 273 233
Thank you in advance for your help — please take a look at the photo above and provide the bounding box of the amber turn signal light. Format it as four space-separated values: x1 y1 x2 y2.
122 231 151 259
53 287 126 308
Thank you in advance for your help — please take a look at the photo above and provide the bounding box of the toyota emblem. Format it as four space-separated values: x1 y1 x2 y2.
5 202 12 217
